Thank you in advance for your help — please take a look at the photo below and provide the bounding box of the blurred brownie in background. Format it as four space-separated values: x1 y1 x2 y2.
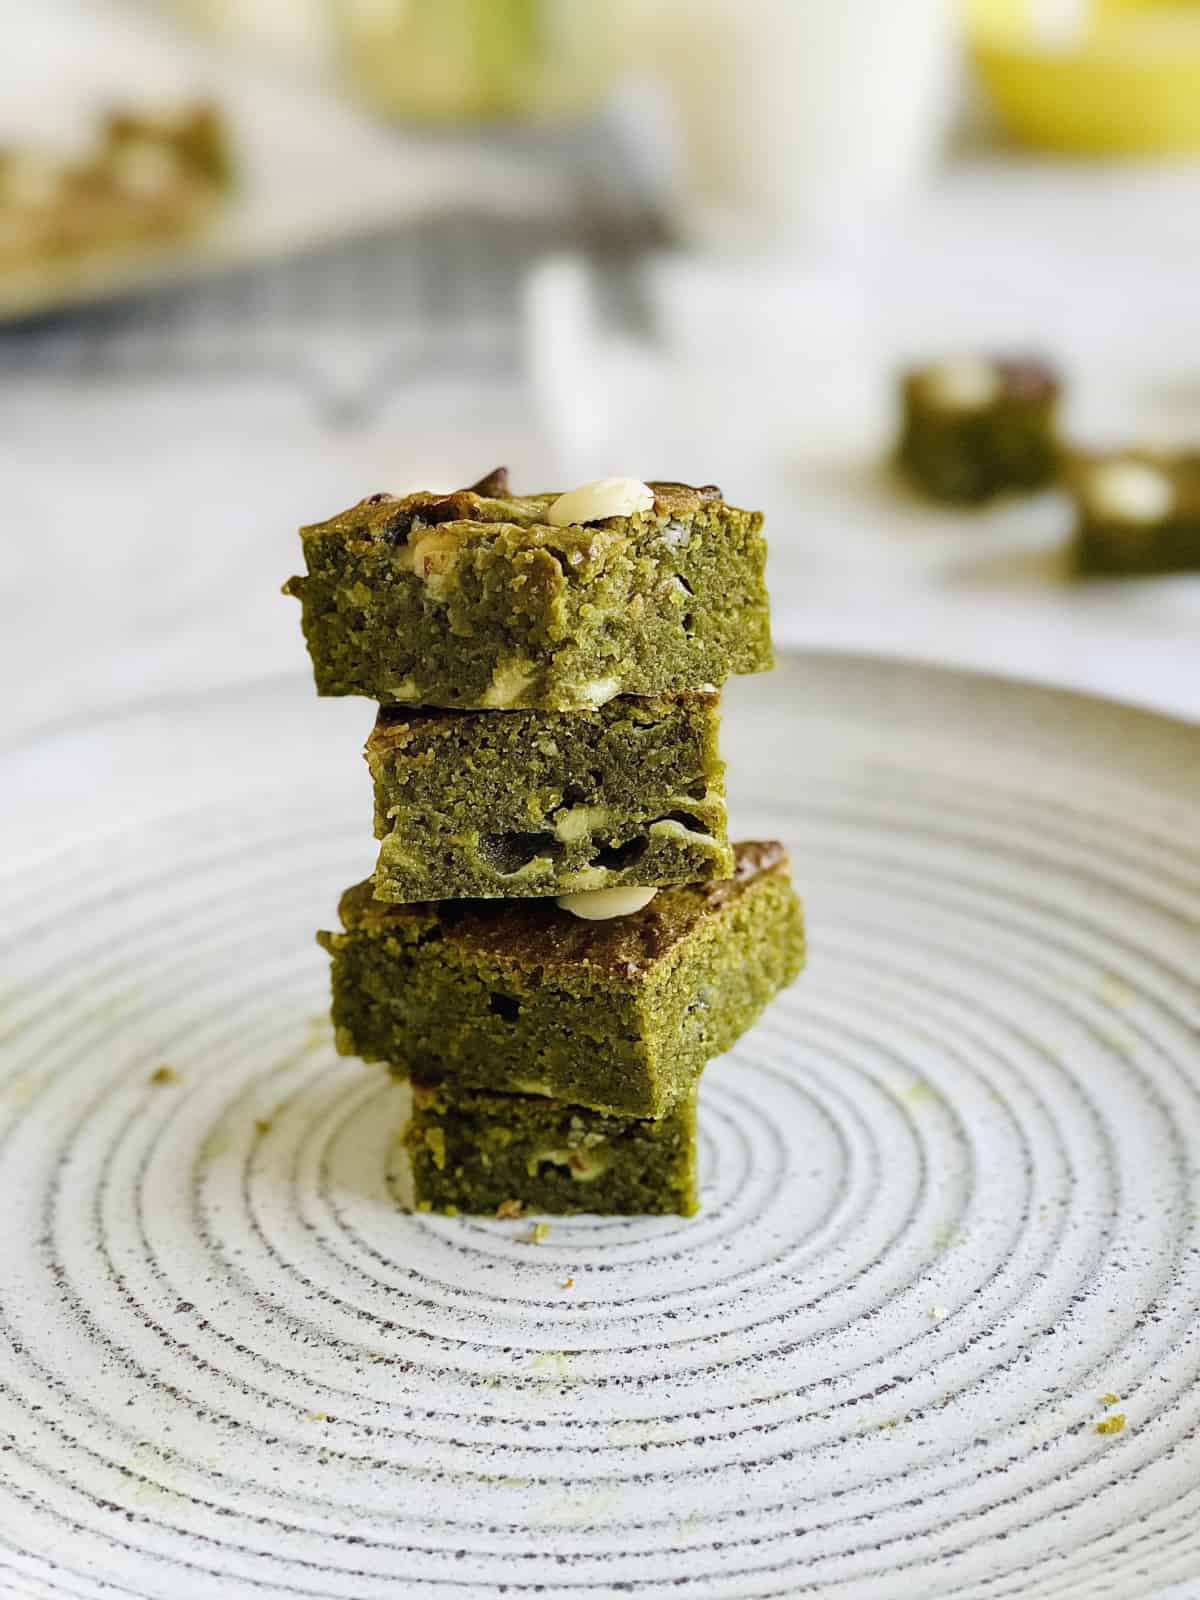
1070 449 1200 577
897 355 1061 505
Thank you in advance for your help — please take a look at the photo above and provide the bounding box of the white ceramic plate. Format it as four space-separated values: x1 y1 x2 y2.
2 654 1198 1599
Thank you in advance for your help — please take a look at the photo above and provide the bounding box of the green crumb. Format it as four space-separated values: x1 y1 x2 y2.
1099 973 1135 1008
1096 1414 1126 1436
148 1065 180 1086
529 1222 551 1244
1100 1393 1121 1406
529 1351 571 1379
1096 1028 1134 1060
254 1118 273 1136
495 1198 524 1219
904 1079 940 1106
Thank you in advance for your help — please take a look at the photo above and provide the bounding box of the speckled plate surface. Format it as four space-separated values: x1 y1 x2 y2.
3 653 1199 1600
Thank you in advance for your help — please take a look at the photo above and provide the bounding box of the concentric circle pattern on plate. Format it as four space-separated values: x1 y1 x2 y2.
2 655 1198 1600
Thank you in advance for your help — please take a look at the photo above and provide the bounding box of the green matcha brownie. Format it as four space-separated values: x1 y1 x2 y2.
897 356 1060 504
398 1080 699 1217
1070 450 1200 577
284 468 771 710
367 692 732 902
318 840 805 1118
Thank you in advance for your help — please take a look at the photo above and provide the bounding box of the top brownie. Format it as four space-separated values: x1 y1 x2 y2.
283 468 772 709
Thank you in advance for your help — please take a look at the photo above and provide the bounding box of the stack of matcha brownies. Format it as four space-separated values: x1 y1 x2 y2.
286 469 804 1217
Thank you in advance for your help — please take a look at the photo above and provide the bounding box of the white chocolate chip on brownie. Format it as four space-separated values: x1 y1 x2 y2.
1087 460 1174 524
925 358 1000 411
548 478 655 527
556 887 657 921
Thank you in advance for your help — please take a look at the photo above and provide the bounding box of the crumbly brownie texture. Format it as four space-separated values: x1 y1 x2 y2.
1070 450 1200 577
399 1080 699 1217
366 693 732 902
896 356 1061 505
284 469 771 710
318 840 805 1118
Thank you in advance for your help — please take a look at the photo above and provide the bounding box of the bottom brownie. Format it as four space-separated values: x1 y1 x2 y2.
398 1080 699 1217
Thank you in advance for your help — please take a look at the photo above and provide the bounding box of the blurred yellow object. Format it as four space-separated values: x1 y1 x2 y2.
966 0 1200 154
338 0 617 125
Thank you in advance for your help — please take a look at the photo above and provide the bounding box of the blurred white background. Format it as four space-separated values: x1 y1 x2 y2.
2 0 1199 749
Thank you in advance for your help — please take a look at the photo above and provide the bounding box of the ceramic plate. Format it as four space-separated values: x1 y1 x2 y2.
2 653 1198 1599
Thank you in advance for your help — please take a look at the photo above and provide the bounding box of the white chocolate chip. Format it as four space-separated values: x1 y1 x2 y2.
556 886 657 921
1086 460 1173 523
482 661 536 708
407 528 463 600
924 358 999 411
547 478 654 527
555 867 609 893
648 817 718 850
553 805 610 843
529 1147 610 1182
573 676 619 708
491 852 556 880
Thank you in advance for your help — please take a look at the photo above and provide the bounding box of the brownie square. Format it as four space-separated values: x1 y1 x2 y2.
284 472 771 710
1071 450 1200 576
366 693 731 902
399 1080 699 1217
318 841 805 1118
897 355 1061 504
